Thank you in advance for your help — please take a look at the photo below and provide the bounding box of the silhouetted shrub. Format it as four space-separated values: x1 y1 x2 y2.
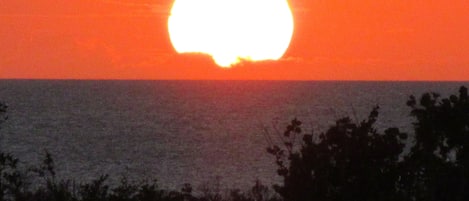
0 152 24 201
268 86 469 201
134 181 168 201
268 107 407 201
79 175 110 201
227 180 281 201
400 86 469 201
109 177 138 201
246 180 281 201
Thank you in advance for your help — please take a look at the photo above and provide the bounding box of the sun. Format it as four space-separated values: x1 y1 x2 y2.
168 0 294 68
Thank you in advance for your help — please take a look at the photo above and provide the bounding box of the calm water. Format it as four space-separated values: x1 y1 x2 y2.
0 80 467 189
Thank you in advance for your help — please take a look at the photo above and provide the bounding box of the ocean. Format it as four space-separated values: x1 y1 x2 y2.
0 80 467 189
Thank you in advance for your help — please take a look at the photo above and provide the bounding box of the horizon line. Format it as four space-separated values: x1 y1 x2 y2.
1 78 468 82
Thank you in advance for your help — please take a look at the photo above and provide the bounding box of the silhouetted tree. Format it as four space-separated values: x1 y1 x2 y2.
268 107 407 201
400 86 469 201
268 86 469 201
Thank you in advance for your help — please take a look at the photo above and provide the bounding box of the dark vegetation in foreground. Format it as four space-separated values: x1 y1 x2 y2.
1 86 469 201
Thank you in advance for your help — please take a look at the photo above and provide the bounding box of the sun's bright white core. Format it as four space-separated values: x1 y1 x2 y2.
168 0 294 67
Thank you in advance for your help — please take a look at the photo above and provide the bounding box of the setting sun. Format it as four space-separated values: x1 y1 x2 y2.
168 0 294 67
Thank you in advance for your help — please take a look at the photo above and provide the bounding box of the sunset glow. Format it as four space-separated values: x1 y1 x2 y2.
1 0 469 80
168 0 294 67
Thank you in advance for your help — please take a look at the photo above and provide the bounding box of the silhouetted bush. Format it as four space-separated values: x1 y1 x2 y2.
268 107 407 201
268 86 469 201
399 86 469 201
0 152 24 201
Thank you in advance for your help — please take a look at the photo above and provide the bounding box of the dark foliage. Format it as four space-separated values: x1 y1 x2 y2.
0 152 24 201
268 107 407 201
268 86 469 201
400 86 469 201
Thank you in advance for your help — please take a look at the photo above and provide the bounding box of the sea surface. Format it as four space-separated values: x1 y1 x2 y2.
0 80 467 189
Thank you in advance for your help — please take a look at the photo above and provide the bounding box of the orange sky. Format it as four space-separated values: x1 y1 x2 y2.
1 0 468 80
